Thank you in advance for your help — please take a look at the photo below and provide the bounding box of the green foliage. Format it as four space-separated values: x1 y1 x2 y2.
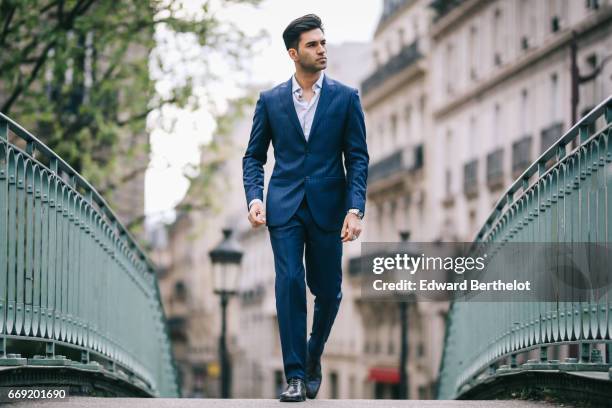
0 0 262 233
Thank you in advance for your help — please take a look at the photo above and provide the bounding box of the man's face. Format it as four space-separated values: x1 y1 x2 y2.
290 28 327 73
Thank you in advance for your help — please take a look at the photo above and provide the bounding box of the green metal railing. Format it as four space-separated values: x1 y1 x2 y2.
0 113 179 397
438 96 612 401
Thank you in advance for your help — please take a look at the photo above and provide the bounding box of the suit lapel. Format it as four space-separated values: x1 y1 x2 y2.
280 78 306 143
308 75 335 142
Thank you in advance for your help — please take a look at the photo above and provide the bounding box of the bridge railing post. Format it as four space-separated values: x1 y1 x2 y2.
0 119 7 141
580 343 591 364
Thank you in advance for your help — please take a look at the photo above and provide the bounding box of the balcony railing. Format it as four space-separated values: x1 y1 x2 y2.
362 40 422 96
486 148 504 190
368 143 423 185
0 113 179 396
378 0 414 28
438 96 612 401
430 0 467 21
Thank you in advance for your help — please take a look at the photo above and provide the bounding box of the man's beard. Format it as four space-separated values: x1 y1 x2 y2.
298 57 324 73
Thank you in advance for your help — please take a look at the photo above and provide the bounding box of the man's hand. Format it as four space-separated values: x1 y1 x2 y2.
341 212 362 243
248 201 266 228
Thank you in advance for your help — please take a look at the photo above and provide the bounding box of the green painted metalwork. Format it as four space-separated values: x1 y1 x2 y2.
438 96 612 399
0 113 179 397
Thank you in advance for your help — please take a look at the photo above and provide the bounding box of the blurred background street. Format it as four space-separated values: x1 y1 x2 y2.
146 0 612 400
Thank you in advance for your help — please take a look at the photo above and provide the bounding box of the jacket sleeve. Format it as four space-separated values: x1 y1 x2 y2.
242 93 272 211
342 89 369 215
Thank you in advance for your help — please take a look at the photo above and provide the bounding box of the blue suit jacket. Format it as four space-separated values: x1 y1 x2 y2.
242 75 369 231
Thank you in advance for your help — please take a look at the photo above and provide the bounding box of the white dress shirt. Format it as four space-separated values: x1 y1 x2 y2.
292 71 324 141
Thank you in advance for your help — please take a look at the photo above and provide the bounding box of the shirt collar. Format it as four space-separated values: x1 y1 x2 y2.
292 72 325 95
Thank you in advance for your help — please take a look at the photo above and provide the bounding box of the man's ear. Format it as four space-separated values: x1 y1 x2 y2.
288 48 299 62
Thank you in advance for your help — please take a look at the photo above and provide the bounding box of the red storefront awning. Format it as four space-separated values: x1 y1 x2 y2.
368 367 400 384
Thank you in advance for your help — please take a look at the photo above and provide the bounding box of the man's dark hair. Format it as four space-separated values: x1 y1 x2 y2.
282 14 324 51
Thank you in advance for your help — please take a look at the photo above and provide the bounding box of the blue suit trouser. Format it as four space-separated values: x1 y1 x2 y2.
268 195 343 382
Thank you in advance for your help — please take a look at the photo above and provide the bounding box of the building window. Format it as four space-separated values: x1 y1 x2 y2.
377 121 385 156
462 116 480 160
469 116 478 153
419 95 426 116
549 0 568 32
486 148 505 190
329 371 339 399
469 209 477 233
405 105 413 140
493 103 502 146
444 130 453 196
463 159 479 198
390 113 398 146
417 342 425 357
445 43 455 95
586 0 600 10
512 136 532 176
390 199 397 227
493 8 503 66
550 73 559 120
174 280 187 301
520 89 530 135
445 169 452 197
469 26 478 80
519 0 535 50
274 370 284 397
418 384 429 399
376 203 383 240
398 28 405 47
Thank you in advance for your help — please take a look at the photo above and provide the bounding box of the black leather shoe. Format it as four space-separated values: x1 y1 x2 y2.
305 354 322 399
279 377 306 402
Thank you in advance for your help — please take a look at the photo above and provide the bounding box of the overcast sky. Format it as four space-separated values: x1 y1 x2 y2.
144 0 382 225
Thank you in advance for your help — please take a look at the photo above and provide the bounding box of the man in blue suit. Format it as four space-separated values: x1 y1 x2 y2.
242 14 368 402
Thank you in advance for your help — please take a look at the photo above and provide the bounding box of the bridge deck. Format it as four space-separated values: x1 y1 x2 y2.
10 397 567 408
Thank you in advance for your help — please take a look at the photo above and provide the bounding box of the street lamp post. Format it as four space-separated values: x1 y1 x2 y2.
398 230 411 399
209 228 243 399
570 31 612 126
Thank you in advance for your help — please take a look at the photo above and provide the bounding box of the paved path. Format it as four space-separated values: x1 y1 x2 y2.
8 398 572 407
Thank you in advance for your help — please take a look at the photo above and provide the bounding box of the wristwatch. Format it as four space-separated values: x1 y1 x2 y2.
348 208 364 219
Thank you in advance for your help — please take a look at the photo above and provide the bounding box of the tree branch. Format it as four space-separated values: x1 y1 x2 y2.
97 162 150 197
0 2 16 47
1 40 56 113
0 0 60 47
116 96 178 127
67 0 97 24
